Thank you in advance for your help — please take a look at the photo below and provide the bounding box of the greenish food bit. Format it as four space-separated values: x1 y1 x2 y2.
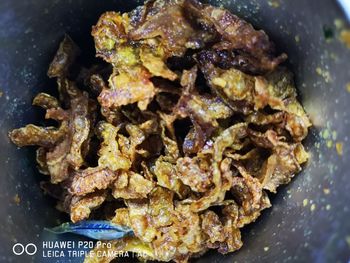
310 204 316 212
346 83 350 93
346 236 350 248
103 38 116 50
303 199 308 207
326 140 333 148
325 204 331 210
264 246 270 252
330 53 338 61
323 25 334 40
316 67 332 83
295 35 300 43
13 194 20 205
322 129 330 139
334 19 344 29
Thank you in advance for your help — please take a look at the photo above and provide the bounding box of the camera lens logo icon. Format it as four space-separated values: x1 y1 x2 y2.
12 243 37 256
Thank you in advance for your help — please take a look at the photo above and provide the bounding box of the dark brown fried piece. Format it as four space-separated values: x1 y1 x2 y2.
197 60 255 114
47 34 80 78
185 0 287 74
46 91 91 183
175 66 233 152
33 93 60 109
201 210 225 246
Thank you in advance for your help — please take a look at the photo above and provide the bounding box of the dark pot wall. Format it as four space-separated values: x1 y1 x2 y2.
0 0 349 262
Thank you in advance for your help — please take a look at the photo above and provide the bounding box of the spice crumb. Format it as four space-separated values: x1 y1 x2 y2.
346 83 350 93
267 0 280 8
323 188 330 195
13 194 20 205
316 67 332 83
340 29 350 49
334 19 344 29
264 246 270 252
326 204 331 210
0 91 3 98
336 142 343 156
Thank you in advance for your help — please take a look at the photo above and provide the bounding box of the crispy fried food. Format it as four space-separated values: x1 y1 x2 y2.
9 1 311 262
97 122 131 171
112 171 154 199
69 191 107 223
69 167 117 196
47 34 80 78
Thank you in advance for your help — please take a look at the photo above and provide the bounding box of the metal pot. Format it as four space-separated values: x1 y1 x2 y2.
0 0 349 262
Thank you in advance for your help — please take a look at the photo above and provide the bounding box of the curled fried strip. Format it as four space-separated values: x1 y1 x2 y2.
33 93 60 109
48 35 80 78
9 124 67 148
67 92 90 170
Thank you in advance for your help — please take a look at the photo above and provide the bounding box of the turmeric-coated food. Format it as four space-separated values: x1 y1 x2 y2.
9 0 311 262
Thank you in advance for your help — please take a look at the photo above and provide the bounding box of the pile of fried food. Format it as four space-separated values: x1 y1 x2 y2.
9 0 311 262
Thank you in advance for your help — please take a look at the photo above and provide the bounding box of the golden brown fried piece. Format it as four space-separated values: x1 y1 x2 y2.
69 191 107 223
176 157 212 192
69 167 117 196
112 171 154 199
97 122 131 171
9 124 67 148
